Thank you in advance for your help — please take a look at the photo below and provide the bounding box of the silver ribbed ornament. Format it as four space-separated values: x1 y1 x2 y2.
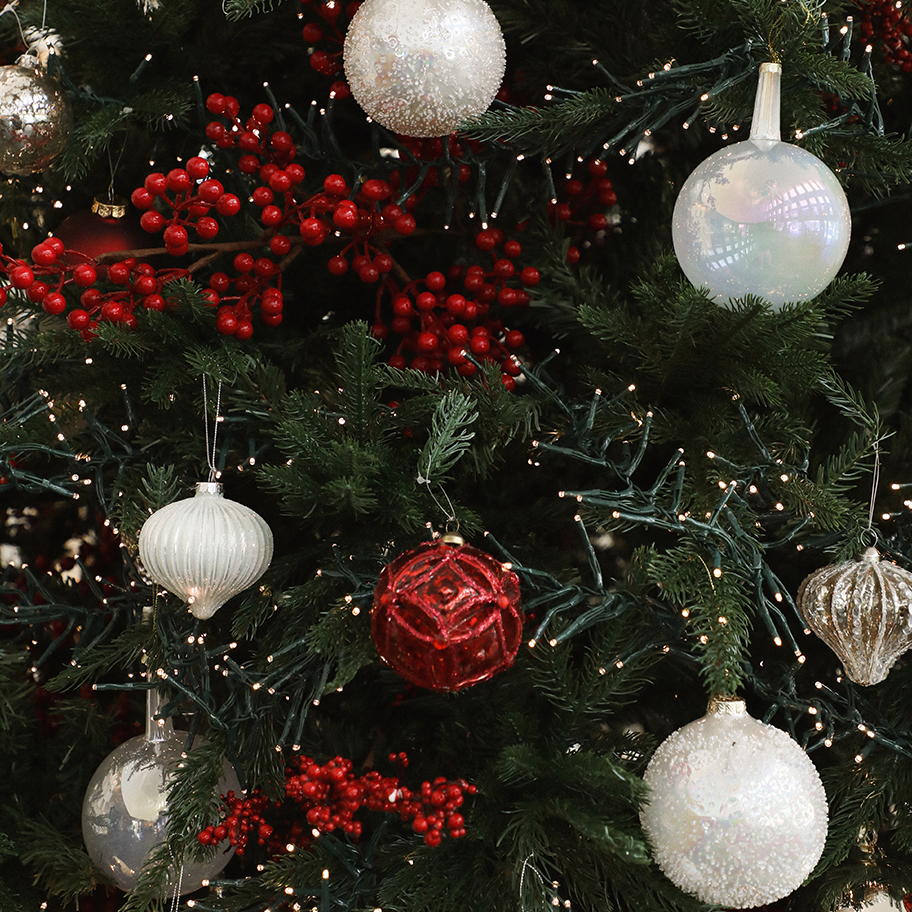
796 547 912 685
0 56 72 176
138 481 273 620
343 0 506 138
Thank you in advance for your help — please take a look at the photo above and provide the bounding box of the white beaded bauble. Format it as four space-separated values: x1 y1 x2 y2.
672 63 851 309
82 691 240 894
0 56 73 175
640 698 828 908
138 481 273 620
797 547 912 686
343 0 506 138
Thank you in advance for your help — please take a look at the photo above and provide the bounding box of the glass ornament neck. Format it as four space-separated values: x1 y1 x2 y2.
145 678 174 742
750 62 781 148
707 695 747 716
195 480 223 497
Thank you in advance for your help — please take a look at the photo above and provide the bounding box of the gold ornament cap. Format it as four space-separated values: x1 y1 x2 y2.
92 196 128 219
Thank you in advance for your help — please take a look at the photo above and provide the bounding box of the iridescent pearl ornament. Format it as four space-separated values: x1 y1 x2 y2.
672 63 851 308
82 687 240 894
138 481 273 620
640 697 828 908
343 0 506 138
797 547 912 685
0 56 73 175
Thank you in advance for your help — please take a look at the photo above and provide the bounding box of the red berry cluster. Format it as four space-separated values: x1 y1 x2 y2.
197 752 475 854
370 227 538 390
0 239 186 339
857 0 912 70
299 0 361 98
548 158 619 265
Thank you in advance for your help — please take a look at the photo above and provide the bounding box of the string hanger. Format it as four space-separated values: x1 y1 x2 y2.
202 375 223 483
862 439 882 548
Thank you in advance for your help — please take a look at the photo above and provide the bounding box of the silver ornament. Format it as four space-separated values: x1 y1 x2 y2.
797 547 912 685
0 57 73 176
640 697 828 909
343 0 506 138
81 688 239 894
138 481 273 620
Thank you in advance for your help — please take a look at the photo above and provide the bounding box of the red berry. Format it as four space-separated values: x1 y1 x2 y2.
333 202 358 230
215 193 241 216
130 187 155 210
270 234 291 256
107 262 132 284
261 312 282 327
134 274 158 296
73 264 97 287
67 308 91 330
324 174 348 196
519 266 540 286
186 156 210 180
425 271 446 291
261 204 283 226
269 171 292 193
589 213 608 231
196 217 219 240
238 155 260 175
216 307 238 335
198 179 224 203
588 159 608 176
271 131 295 155
233 253 255 273
167 168 191 192
43 292 66 315
327 255 348 276
45 237 64 256
254 257 276 278
503 239 522 258
359 264 380 284
566 246 581 264
101 300 124 322
285 163 306 185
144 172 168 196
163 224 188 248
26 281 48 302
505 330 524 348
302 22 323 42
140 210 164 233
394 213 416 236
252 186 274 208
416 292 437 311
206 93 227 114
417 332 438 352
143 294 165 311
361 178 391 201
475 230 497 251
252 103 274 125
9 265 34 288
501 375 516 392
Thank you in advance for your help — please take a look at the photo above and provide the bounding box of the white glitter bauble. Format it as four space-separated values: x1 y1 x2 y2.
343 0 506 138
82 690 240 894
797 547 912 686
672 63 850 309
640 698 828 908
0 56 73 176
138 481 273 620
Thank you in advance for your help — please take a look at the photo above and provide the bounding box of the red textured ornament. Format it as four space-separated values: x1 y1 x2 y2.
52 198 148 261
372 535 523 691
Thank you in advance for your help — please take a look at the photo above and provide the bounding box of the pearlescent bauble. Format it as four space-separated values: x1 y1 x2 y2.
797 548 912 686
343 0 506 137
138 481 273 620
640 698 828 908
672 62 850 309
82 727 239 894
0 58 72 175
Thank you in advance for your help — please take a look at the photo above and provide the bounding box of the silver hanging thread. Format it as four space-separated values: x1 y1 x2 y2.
864 440 882 547
202 376 223 483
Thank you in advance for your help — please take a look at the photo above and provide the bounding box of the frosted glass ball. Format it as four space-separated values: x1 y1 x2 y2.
343 0 506 137
81 730 240 894
672 139 851 308
640 699 828 908
138 481 273 620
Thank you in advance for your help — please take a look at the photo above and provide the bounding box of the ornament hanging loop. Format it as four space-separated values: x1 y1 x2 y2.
860 439 882 551
202 375 223 483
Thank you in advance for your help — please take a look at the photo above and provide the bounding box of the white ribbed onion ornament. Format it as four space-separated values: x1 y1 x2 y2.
797 547 912 685
138 481 273 620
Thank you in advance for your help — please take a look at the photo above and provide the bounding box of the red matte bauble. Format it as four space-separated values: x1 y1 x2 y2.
53 205 148 261
372 537 523 691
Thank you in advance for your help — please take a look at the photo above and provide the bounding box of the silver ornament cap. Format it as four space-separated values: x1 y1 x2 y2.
797 547 912 685
640 697 828 908
343 0 506 138
138 481 273 619
0 56 73 176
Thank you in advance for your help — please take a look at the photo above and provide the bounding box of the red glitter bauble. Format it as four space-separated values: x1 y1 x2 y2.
52 199 148 261
372 536 523 691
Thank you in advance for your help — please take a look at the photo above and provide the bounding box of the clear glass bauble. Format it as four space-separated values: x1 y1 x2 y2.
138 481 273 620
639 698 828 908
343 0 506 138
0 56 73 175
672 63 850 309
797 547 912 686
81 689 240 894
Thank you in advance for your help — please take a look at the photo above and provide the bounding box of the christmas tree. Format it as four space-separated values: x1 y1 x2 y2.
4 0 912 910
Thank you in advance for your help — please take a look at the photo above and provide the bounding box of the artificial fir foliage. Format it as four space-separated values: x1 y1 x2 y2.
5 0 912 910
